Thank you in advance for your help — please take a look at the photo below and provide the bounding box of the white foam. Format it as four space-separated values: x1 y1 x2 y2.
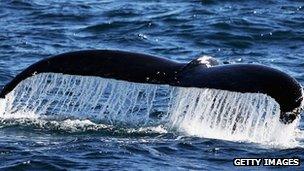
0 73 301 147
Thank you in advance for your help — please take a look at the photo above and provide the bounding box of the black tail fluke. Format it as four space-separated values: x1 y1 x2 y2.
1 50 303 123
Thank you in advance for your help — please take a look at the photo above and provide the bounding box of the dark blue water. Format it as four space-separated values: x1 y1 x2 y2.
0 0 304 170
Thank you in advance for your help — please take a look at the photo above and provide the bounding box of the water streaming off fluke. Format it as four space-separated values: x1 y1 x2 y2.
0 73 300 146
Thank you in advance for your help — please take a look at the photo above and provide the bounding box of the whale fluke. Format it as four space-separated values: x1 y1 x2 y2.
0 50 302 123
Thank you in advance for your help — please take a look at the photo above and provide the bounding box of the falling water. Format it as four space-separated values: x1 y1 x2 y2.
0 73 299 145
2 73 175 126
169 88 299 144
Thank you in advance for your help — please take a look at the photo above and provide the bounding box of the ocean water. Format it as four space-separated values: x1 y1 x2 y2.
0 0 304 170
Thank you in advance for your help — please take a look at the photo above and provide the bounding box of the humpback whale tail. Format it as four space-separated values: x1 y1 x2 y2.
0 50 303 126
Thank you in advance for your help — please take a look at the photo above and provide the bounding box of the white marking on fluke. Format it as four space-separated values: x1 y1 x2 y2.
196 55 219 68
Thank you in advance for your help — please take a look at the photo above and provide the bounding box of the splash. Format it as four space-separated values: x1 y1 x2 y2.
2 73 174 126
168 88 300 147
0 73 301 147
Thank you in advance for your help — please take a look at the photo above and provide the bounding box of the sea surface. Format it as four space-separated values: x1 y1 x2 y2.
0 0 304 170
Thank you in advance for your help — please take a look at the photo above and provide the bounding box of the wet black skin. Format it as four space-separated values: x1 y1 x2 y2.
0 50 302 123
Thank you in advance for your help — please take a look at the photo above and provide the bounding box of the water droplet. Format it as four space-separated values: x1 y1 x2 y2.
138 33 147 39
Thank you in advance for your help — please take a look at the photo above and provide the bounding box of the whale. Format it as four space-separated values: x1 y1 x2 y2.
0 50 303 123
